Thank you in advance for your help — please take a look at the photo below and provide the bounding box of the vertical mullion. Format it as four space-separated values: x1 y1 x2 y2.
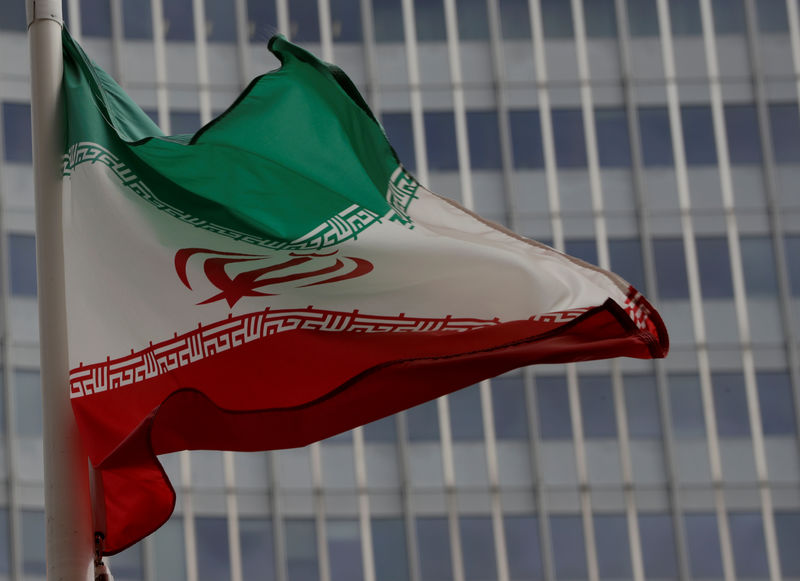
67 0 82 42
276 0 290 39
223 453 243 581
396 412 422 581
233 0 251 87
269 452 288 581
400 0 430 183
109 0 125 83
359 0 380 110
318 0 334 59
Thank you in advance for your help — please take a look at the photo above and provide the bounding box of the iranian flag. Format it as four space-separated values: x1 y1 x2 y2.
61 29 667 554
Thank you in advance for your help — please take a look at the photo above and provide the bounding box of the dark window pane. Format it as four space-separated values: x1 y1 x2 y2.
541 0 574 38
290 0 320 42
684 513 724 578
669 0 702 35
625 374 662 438
594 514 632 579
509 109 544 169
741 235 778 296
652 238 689 299
579 375 617 438
757 371 796 435
285 520 318 581
457 0 489 40
22 510 45 576
425 112 459 171
713 0 745 34
492 376 529 440
123 0 153 38
786 236 800 295
0 0 26 30
415 0 446 40
163 0 195 40
9 234 37 297
609 238 646 292
595 107 631 167
373 518 410 581
331 0 362 41
696 237 734 298
382 112 416 171
373 0 405 42
196 518 231 581
363 415 397 442
460 517 497 581
552 109 587 168
240 519 276 581
153 518 187 580
712 372 750 437
170 111 203 136
682 105 717 166
3 102 32 163
730 513 769 577
550 515 587 580
328 520 363 581
768 103 800 164
82 0 112 37
565 239 598 266
0 511 8 575
206 0 238 42
584 0 617 38
627 0 659 37
417 517 453 581
407 399 440 441
109 543 143 581
15 369 41 437
639 514 678 578
775 512 800 576
449 385 484 441
504 516 543 580
499 0 531 39
725 104 762 164
247 0 278 42
669 374 706 437
467 111 502 170
638 106 674 167
537 376 572 439
757 0 789 32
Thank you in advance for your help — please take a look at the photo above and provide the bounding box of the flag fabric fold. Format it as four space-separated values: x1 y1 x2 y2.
60 29 667 554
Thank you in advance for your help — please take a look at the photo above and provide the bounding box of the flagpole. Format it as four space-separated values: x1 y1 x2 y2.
27 1 94 579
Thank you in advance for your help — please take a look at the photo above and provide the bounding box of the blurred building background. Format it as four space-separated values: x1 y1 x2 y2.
1 0 800 579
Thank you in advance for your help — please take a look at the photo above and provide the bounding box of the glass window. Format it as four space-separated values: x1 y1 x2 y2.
537 375 572 439
363 415 397 442
163 0 195 40
425 112 459 171
725 104 762 165
682 105 717 166
9 234 38 297
729 513 769 577
565 239 598 266
595 108 631 167
740 235 778 296
407 399 440 441
696 237 734 298
330 0 362 41
652 238 689 299
668 374 706 437
550 515 587 580
627 0 659 37
584 0 617 38
457 0 489 40
712 372 750 437
81 0 112 37
552 109 587 168
247 0 278 41
624 374 662 438
111 545 144 580
684 513 724 578
0 511 9 575
206 0 238 42
328 520 363 581
638 514 678 578
669 0 702 35
541 0 574 38
373 518 410 581
609 238 646 293
504 516 543 579
467 111 502 170
3 102 32 163
594 514 632 579
579 375 617 438
638 106 674 167
460 517 497 580
373 0 405 42
713 0 745 34
382 112 416 171
499 0 531 39
0 0 26 30
240 519 276 581
122 0 152 38
775 512 800 576
285 519 319 581
492 376 529 440
786 236 800 296
289 0 320 42
757 371 796 435
449 385 484 441
509 110 544 169
152 518 186 581
415 0 446 40
756 0 789 32
768 103 800 164
196 517 231 581
22 510 45 576
417 517 453 581
170 111 203 136
15 369 42 437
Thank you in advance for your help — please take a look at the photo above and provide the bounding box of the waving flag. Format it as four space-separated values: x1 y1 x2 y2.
61 29 668 554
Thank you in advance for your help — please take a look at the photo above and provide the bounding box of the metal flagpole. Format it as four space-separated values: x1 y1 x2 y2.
27 0 94 579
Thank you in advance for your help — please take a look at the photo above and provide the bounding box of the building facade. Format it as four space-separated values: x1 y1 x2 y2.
1 0 800 580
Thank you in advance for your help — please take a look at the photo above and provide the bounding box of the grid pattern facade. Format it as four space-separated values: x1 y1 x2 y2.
1 0 800 580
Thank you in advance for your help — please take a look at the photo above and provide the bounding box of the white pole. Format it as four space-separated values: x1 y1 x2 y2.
27 1 95 580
